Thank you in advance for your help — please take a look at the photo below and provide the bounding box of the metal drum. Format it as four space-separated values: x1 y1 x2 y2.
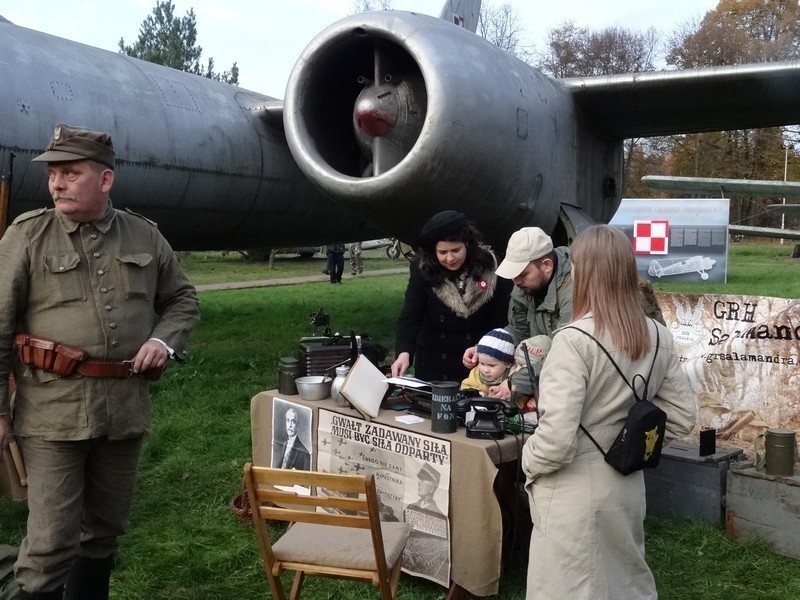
278 356 303 396
755 428 798 477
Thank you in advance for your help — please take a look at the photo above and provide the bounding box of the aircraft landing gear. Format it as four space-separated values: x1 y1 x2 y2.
386 239 402 260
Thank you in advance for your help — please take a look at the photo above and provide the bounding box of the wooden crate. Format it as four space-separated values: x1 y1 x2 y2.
725 463 800 558
644 441 744 525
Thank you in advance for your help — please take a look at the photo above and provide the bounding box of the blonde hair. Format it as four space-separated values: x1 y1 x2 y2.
570 225 649 359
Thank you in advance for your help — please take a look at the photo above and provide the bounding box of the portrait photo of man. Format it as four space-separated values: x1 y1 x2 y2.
402 462 450 585
271 400 312 471
407 463 444 515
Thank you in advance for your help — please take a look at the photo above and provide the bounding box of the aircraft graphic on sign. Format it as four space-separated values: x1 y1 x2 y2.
648 256 717 280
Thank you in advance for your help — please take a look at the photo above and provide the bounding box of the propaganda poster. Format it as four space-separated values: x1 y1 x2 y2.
316 409 452 587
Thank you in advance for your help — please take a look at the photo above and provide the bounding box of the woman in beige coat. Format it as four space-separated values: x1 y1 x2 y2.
521 225 696 599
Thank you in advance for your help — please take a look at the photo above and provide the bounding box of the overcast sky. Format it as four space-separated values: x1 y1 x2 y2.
5 0 719 97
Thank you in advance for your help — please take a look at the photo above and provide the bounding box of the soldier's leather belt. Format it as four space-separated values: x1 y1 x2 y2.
76 359 164 380
14 334 163 380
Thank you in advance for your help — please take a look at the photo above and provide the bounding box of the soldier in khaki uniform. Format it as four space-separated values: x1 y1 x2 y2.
0 124 200 599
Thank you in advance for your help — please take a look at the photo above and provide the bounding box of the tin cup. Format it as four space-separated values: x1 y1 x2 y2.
430 381 459 434
754 428 797 477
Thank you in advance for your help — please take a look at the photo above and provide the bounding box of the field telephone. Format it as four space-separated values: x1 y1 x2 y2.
456 390 518 440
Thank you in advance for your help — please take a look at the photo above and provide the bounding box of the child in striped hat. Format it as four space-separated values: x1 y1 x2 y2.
460 328 515 395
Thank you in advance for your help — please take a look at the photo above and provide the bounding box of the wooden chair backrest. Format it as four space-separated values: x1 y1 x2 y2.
245 464 382 525
243 464 391 588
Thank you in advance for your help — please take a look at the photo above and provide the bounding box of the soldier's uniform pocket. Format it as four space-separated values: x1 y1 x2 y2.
43 253 86 303
116 253 154 299
16 372 88 433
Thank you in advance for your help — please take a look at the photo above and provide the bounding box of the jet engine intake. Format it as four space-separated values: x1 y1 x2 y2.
284 11 581 248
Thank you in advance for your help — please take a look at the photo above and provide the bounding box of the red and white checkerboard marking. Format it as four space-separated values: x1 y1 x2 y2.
633 220 670 255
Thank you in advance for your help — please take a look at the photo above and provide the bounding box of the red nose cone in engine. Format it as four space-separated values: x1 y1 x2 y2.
354 89 398 137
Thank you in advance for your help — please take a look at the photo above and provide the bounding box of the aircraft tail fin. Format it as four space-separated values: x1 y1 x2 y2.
438 0 481 33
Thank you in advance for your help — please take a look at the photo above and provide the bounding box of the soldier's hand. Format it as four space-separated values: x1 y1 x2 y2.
131 339 169 374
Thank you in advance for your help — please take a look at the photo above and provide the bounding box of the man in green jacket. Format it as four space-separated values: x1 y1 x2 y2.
462 227 573 399
497 227 573 344
0 124 200 599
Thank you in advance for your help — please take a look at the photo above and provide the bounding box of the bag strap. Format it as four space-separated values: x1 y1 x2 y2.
562 319 660 455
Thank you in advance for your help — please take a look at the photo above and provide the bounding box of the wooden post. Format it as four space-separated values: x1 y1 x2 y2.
0 152 15 238
8 374 25 485
8 441 27 487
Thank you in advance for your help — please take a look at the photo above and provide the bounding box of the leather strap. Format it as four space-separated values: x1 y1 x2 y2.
14 334 164 380
76 360 163 380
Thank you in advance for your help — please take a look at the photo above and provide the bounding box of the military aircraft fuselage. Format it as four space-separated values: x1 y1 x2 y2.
0 17 381 250
4 11 800 252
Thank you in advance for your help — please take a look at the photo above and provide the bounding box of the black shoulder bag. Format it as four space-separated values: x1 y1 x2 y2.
565 322 666 476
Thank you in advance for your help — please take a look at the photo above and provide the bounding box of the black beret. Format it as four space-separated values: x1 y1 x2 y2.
418 210 468 247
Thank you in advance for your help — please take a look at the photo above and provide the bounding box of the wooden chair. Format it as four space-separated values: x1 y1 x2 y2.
243 463 412 600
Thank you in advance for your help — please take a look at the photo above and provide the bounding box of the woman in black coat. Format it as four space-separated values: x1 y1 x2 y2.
390 211 512 382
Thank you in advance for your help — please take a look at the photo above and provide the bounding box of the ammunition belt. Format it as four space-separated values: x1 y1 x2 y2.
13 334 163 380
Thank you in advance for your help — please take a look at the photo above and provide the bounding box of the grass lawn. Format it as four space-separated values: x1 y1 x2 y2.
1 241 798 599
180 247 405 286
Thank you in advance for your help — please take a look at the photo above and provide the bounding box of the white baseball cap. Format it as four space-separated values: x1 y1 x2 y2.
496 227 554 279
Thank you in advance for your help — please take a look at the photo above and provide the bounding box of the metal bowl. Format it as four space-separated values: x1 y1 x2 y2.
295 375 332 401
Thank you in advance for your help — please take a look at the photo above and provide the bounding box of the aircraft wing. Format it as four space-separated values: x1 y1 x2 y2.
642 175 800 198
728 225 800 241
563 62 800 139
767 204 800 214
641 175 800 242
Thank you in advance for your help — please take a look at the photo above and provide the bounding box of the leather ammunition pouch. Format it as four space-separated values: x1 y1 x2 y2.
14 334 88 377
13 334 163 380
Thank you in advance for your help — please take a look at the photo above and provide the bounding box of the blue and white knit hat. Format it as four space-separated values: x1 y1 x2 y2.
476 328 515 364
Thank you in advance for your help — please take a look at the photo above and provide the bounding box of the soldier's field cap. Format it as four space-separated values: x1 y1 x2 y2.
417 463 441 487
32 123 115 169
496 227 554 279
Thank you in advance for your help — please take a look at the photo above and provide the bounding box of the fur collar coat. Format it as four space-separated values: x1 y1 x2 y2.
395 249 512 382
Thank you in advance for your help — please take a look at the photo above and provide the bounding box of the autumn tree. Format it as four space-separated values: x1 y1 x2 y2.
625 138 672 198
536 22 661 194
663 0 800 228
119 0 239 84
477 2 532 62
668 0 800 67
536 22 659 78
351 0 393 11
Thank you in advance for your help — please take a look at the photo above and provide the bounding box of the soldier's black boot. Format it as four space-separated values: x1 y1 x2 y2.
11 586 64 600
62 557 113 600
